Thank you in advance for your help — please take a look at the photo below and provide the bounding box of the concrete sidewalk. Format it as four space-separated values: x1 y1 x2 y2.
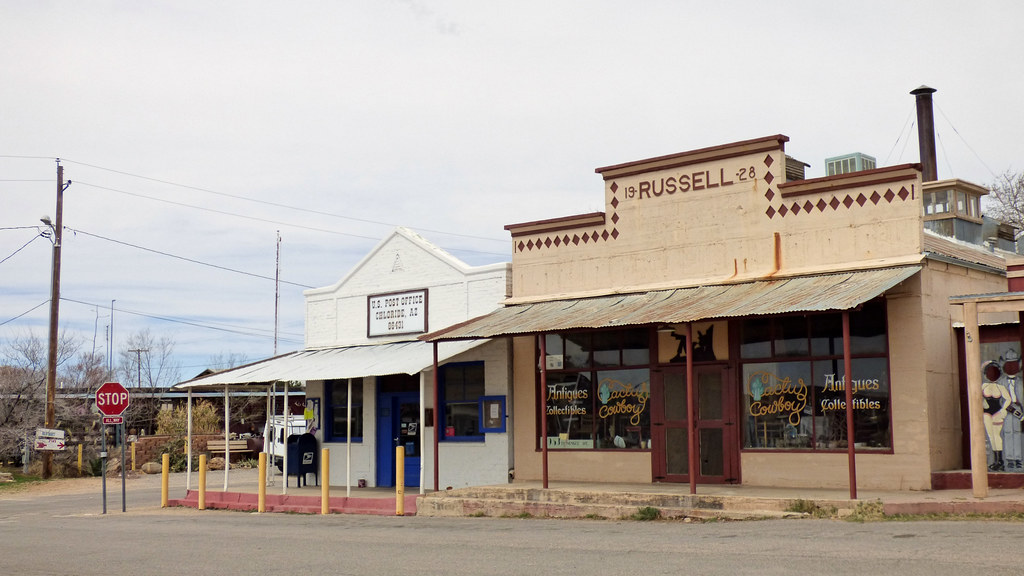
161 466 1024 518
165 467 420 515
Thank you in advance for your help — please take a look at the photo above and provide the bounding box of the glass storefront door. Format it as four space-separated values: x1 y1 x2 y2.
651 365 737 483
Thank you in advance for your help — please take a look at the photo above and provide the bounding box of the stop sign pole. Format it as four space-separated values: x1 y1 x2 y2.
96 382 130 514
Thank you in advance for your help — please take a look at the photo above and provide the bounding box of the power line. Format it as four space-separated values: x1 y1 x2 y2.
74 180 511 258
0 300 48 327
61 297 305 342
62 158 509 244
0 234 43 265
65 226 317 289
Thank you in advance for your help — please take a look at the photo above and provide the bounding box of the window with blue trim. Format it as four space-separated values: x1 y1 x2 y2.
441 362 485 441
326 378 363 442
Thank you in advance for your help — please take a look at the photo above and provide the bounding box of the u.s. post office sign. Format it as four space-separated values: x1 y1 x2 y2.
367 289 428 337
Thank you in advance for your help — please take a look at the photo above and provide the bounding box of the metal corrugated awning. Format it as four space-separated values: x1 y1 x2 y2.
423 266 921 341
173 339 488 389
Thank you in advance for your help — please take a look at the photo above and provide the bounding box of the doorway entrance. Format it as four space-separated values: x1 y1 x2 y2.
376 389 421 488
651 365 738 484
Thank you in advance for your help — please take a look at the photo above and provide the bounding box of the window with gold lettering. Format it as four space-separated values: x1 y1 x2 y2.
542 329 651 450
741 300 891 451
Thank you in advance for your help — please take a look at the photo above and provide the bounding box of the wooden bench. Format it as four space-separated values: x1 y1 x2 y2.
205 439 252 456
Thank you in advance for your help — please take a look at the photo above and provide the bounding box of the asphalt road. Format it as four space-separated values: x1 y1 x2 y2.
2 475 1023 576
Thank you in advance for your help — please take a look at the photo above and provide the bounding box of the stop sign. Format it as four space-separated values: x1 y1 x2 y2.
96 382 130 416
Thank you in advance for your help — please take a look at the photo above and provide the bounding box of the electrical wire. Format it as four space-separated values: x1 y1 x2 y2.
0 234 43 265
61 297 304 342
61 158 509 244
0 300 49 327
64 226 317 289
73 180 511 258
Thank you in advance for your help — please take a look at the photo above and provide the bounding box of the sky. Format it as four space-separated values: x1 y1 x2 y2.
2 1 1022 380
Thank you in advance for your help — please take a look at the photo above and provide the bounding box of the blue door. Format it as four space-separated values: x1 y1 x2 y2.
376 392 420 487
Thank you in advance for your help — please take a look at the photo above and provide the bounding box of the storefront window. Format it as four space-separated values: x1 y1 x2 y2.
740 317 772 359
542 328 651 450
326 379 363 442
741 302 891 451
441 362 485 441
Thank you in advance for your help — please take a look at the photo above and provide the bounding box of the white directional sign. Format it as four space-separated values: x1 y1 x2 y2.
35 428 66 451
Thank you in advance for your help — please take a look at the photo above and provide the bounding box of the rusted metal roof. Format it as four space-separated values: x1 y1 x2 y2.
422 266 921 341
174 339 488 389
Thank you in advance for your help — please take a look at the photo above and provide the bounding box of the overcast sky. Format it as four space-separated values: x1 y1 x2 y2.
2 1 1022 381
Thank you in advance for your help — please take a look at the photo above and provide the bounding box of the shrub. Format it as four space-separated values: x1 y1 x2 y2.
155 400 221 437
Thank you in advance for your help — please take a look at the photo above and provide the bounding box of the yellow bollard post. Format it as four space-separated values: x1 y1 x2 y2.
131 442 137 471
77 444 83 475
257 452 267 513
321 448 330 515
198 454 207 511
161 453 169 508
395 446 405 516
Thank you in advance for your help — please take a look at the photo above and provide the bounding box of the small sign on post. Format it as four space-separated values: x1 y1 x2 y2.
34 428 66 451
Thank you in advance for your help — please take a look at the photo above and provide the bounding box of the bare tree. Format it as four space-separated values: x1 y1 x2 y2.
117 328 181 435
985 171 1024 235
0 330 79 462
205 352 265 433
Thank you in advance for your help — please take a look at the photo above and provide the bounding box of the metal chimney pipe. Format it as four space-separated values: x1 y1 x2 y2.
910 85 938 182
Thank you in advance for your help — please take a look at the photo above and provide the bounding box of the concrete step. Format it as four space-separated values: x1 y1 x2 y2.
417 487 853 520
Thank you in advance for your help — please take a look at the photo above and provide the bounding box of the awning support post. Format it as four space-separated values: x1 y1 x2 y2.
963 301 989 497
346 378 352 497
540 334 549 489
223 385 230 491
843 310 858 500
282 383 289 496
432 342 440 493
186 388 193 492
685 323 696 495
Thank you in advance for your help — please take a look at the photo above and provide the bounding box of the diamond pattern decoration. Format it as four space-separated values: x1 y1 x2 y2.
553 236 561 246
764 172 774 185
610 182 618 193
765 188 775 201
611 197 619 208
757 185 916 228
764 154 774 167
611 213 619 224
611 228 619 238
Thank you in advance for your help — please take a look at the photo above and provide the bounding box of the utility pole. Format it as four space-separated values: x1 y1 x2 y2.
129 348 148 387
43 161 70 479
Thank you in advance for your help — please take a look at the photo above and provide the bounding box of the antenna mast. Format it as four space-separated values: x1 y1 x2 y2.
274 231 281 355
